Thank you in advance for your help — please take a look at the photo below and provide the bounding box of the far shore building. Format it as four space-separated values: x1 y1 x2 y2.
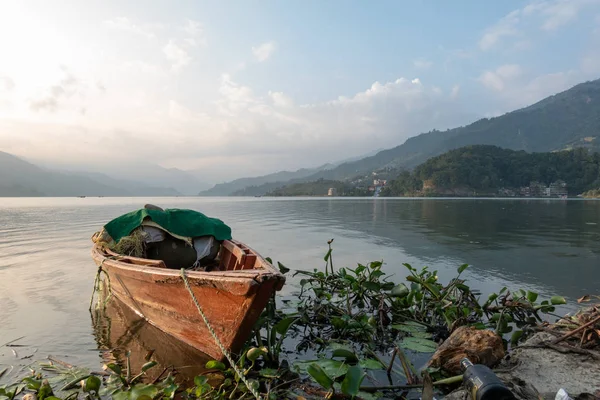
519 180 568 197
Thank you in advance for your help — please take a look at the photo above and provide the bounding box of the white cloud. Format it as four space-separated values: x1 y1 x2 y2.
169 99 193 121
480 0 600 50
0 76 15 92
163 41 191 71
518 71 582 105
183 19 202 36
2 74 474 180
535 0 588 31
478 64 523 91
269 91 293 108
581 52 600 75
252 41 276 62
104 17 155 39
219 74 255 104
181 19 207 47
479 71 505 92
168 99 210 124
29 66 82 112
497 64 523 79
413 59 433 69
479 10 520 50
200 76 468 162
480 64 584 110
450 85 460 99
4 1 598 182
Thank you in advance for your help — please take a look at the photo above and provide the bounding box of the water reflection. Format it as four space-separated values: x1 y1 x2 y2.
246 198 600 299
91 295 210 385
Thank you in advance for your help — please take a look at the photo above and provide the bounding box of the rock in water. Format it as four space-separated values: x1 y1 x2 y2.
427 326 505 375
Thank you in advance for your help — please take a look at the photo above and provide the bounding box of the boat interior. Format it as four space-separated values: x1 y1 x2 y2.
97 239 267 273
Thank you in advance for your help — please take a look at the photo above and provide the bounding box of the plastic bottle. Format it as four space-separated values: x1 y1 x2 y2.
460 358 516 400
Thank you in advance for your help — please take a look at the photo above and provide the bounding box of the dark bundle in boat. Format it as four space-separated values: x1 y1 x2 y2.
91 204 285 360
93 204 227 271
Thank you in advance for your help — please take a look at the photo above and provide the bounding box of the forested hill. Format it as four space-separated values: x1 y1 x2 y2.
265 179 367 197
298 79 600 181
382 145 600 196
202 78 600 196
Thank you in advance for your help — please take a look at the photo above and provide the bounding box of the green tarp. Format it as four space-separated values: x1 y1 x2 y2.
103 208 232 243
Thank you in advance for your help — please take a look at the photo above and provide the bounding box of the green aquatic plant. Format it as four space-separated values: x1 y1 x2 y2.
3 240 569 400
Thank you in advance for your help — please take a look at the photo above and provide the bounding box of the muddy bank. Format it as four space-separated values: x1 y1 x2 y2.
446 325 600 399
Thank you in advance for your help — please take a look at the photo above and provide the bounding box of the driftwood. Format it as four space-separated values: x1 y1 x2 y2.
551 314 600 345
519 343 600 360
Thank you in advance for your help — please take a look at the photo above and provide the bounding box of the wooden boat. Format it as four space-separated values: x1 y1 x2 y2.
91 239 286 361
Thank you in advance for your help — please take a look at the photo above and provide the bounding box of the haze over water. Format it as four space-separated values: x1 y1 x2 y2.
0 197 599 373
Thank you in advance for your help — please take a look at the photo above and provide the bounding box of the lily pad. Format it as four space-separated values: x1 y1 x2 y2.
410 331 434 339
341 366 366 396
307 364 333 390
391 322 427 334
358 358 384 370
399 337 438 353
329 343 358 362
294 359 349 379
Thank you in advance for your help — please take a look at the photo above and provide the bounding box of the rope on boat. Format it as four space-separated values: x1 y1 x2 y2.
180 268 262 400
89 258 113 311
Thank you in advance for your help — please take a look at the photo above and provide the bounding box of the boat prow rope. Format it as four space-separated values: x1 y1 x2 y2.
180 268 262 400
89 258 113 311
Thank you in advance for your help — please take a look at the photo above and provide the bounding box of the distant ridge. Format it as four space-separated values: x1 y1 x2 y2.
0 151 181 197
198 163 335 196
210 78 600 196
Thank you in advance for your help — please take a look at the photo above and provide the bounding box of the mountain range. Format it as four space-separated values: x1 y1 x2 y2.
198 148 384 196
200 78 600 196
198 163 335 196
3 78 600 197
0 151 183 197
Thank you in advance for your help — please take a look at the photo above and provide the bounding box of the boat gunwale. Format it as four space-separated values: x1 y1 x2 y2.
91 240 285 285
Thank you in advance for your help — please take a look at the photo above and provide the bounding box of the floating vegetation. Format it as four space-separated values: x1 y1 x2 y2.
1 241 573 399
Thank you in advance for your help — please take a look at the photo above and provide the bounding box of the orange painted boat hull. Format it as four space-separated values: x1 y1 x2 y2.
91 239 285 361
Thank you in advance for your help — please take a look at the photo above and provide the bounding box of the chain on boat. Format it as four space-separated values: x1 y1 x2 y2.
180 268 262 400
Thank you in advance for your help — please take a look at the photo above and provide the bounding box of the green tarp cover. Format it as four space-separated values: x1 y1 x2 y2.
104 208 232 243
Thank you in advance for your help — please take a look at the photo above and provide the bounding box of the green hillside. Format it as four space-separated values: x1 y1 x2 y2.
382 145 600 196
265 179 367 197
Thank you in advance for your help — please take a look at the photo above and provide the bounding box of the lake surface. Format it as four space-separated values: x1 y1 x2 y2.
1 197 599 379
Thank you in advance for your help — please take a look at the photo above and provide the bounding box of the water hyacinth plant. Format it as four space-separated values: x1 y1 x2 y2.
1 240 567 400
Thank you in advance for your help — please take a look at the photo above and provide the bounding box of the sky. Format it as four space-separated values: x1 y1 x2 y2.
1 0 600 182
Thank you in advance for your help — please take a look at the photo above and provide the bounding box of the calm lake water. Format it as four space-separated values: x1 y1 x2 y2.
1 197 599 379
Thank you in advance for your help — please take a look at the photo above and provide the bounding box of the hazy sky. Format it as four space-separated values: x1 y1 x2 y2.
1 0 600 181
